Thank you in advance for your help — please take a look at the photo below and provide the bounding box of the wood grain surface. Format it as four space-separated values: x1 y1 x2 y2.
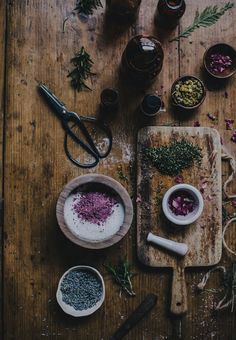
137 126 222 315
1 0 236 339
0 0 6 337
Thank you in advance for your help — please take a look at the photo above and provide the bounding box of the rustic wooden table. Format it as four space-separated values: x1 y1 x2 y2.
1 0 236 339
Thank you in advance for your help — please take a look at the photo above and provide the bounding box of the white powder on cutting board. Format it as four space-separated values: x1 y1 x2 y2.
64 193 125 242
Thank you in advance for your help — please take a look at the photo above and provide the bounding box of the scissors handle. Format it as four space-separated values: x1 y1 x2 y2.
64 112 112 159
80 116 113 158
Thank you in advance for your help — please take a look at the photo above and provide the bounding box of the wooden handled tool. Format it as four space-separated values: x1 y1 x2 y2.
110 294 157 340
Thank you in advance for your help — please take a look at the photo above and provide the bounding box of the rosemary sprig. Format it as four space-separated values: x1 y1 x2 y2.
63 0 103 32
68 47 95 92
170 2 234 42
104 258 136 297
75 0 103 15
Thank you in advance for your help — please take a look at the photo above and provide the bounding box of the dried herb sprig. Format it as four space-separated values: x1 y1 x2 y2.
104 258 136 297
75 0 103 15
170 2 234 42
145 139 202 177
68 47 95 92
63 0 103 32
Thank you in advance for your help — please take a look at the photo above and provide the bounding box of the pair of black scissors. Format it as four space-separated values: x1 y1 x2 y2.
38 84 112 168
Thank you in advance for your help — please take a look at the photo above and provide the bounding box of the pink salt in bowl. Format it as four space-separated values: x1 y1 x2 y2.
56 174 133 249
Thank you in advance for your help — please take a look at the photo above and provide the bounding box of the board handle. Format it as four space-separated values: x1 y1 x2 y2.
171 266 187 315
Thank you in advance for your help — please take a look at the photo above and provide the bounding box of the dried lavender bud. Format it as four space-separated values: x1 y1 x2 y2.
60 270 103 311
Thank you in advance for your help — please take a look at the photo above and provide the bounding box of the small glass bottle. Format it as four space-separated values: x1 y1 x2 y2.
155 0 186 29
121 35 164 89
140 94 163 117
100 88 119 113
106 0 141 22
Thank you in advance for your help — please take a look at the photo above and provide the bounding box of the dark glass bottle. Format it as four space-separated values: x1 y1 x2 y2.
106 0 141 22
155 0 186 29
121 35 164 89
140 94 162 117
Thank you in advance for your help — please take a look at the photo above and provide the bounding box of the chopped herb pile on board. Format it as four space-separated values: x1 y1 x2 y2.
145 140 202 176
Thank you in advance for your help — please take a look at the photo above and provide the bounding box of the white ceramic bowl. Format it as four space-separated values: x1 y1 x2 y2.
56 265 105 317
162 184 204 226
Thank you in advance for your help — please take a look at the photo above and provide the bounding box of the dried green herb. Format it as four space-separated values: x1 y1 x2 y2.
145 140 202 176
75 0 103 15
104 258 136 296
117 165 129 183
68 47 95 92
170 3 234 42
155 182 165 206
63 0 103 32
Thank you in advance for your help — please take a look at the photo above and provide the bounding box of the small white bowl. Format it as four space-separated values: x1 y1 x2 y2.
56 265 105 317
162 184 204 226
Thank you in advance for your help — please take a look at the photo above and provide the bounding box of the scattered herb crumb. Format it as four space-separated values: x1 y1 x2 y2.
117 165 129 183
155 182 165 206
104 258 136 297
145 139 202 176
207 112 217 121
68 47 95 92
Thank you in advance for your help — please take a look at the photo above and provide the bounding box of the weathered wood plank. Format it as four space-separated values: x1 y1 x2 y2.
179 1 236 339
0 0 6 337
3 1 178 339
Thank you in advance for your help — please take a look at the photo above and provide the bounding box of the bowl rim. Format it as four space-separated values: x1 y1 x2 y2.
203 42 236 79
56 174 133 249
171 75 206 109
162 183 204 226
56 265 105 317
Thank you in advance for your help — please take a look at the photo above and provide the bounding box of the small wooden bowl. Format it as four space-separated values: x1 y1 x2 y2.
204 43 236 79
56 174 133 249
171 75 206 110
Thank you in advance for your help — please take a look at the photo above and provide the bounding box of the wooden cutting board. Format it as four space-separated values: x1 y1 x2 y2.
137 127 222 315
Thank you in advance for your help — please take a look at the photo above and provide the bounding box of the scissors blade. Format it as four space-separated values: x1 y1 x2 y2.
38 83 67 117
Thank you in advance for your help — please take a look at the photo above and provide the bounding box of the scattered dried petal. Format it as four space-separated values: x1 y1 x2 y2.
175 175 184 184
231 130 236 143
225 119 234 130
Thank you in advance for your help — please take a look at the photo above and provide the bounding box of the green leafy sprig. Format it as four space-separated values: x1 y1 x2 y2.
170 2 234 42
74 0 103 15
104 258 136 297
68 47 95 92
63 0 103 32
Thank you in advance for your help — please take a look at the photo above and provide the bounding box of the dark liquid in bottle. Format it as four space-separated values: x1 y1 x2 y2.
121 35 164 89
156 0 186 29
